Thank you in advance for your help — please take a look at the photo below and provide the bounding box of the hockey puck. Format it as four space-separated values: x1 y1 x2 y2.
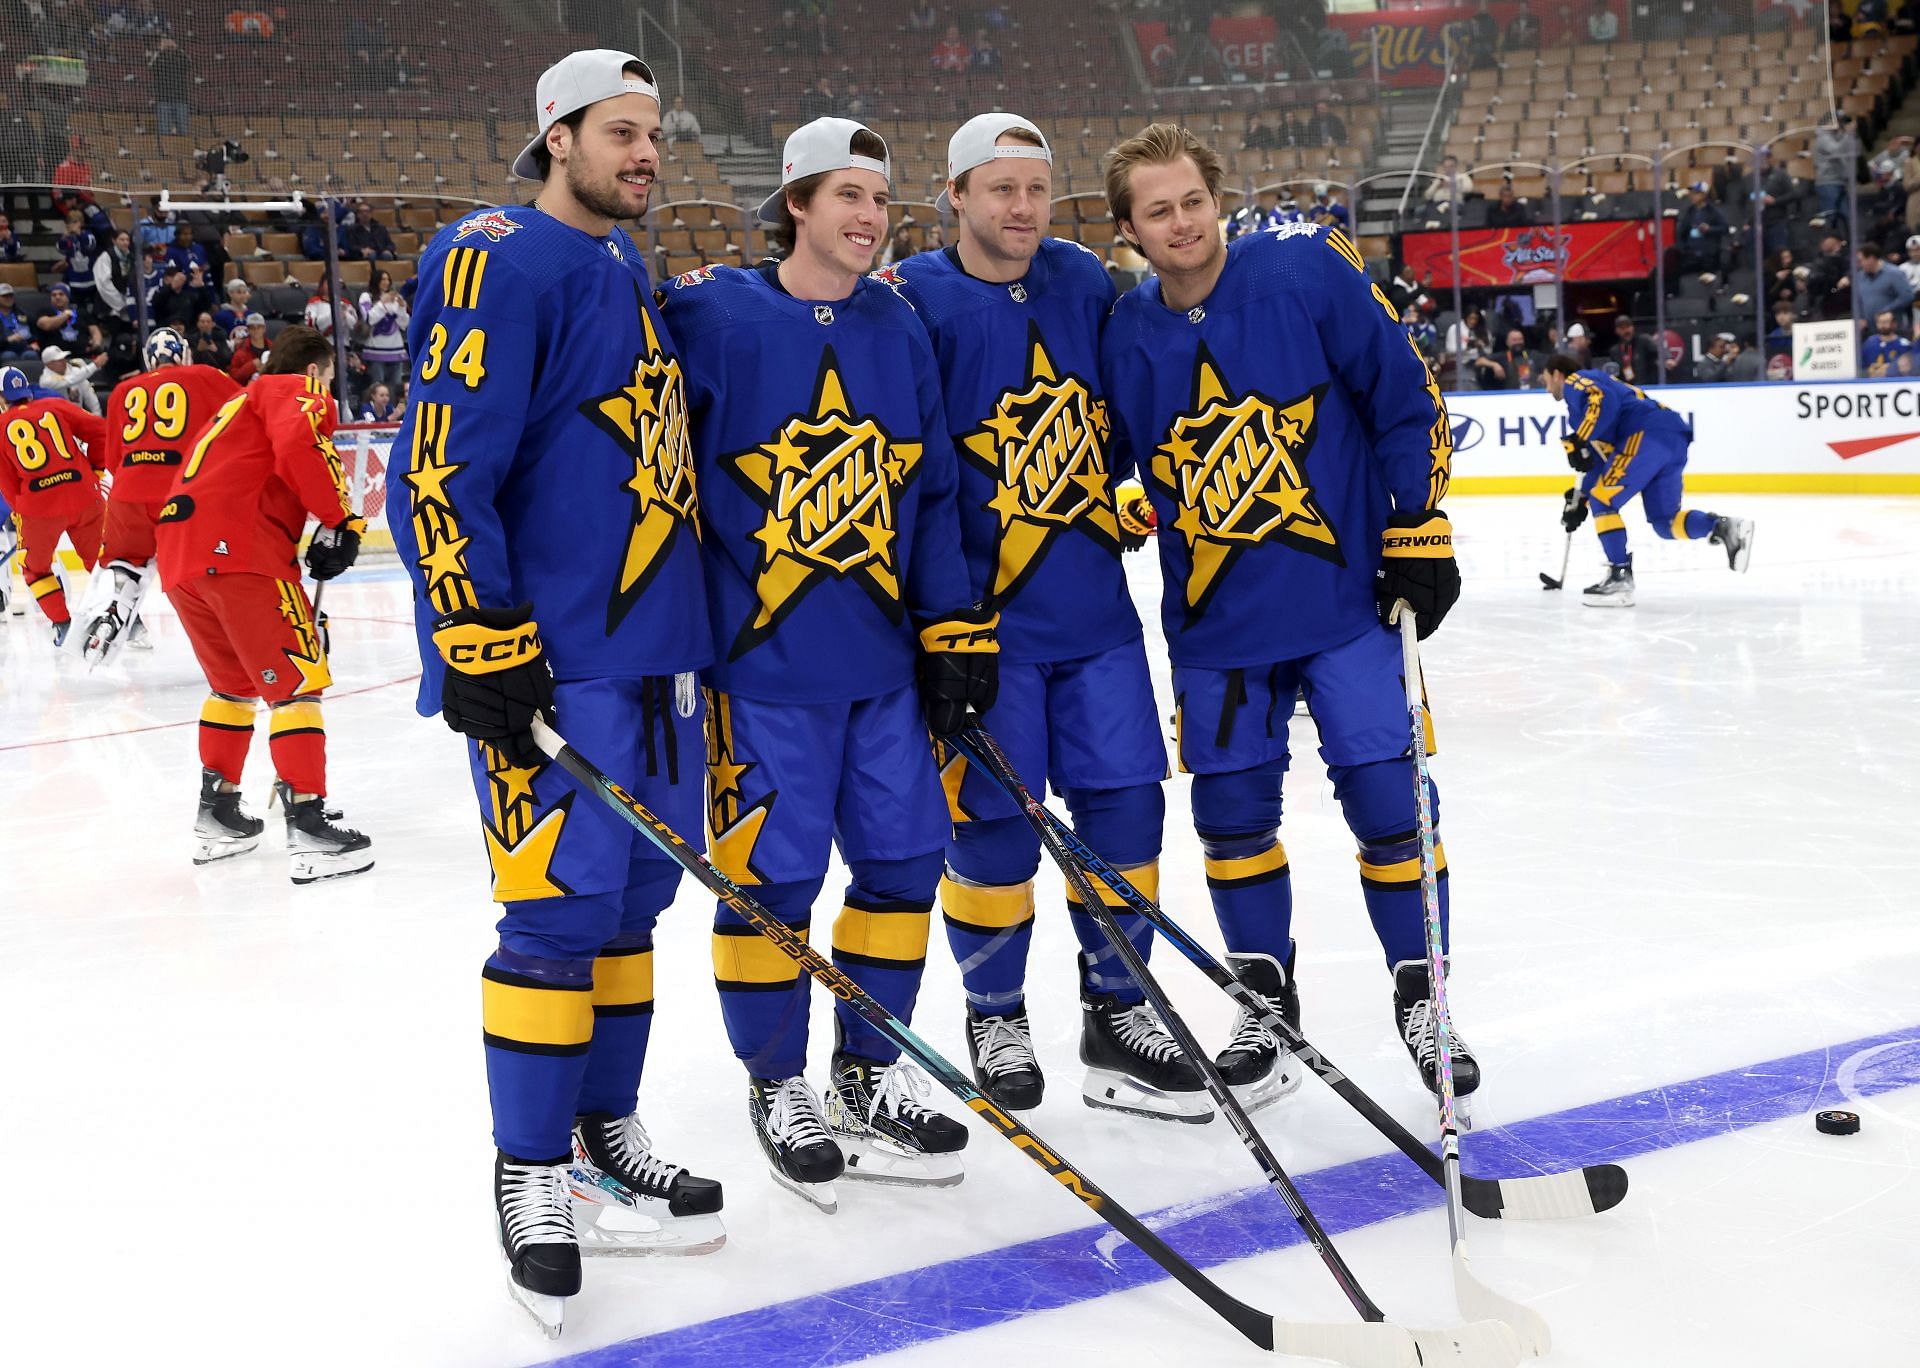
1815 1109 1861 1136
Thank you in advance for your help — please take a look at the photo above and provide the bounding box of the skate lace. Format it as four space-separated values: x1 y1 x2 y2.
1110 1004 1181 1063
869 1058 940 1125
766 1076 831 1148
1225 995 1281 1056
603 1115 681 1196
970 1013 1037 1079
1402 996 1437 1069
499 1162 574 1247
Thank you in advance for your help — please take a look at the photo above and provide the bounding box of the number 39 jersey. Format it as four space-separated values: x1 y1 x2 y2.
386 206 711 715
1100 225 1452 667
103 364 243 505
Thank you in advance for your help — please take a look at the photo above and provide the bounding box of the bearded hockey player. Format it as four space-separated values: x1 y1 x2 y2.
886 113 1208 1121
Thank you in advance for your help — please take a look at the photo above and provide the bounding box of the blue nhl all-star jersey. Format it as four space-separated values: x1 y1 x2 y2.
1562 367 1692 452
1101 223 1452 666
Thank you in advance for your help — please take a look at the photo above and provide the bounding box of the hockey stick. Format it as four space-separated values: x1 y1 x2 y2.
953 725 1522 1368
527 717 1422 1368
1538 530 1571 591
1396 607 1551 1358
946 727 1627 1225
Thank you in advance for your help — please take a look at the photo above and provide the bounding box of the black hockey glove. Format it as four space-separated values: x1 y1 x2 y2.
1375 510 1460 640
305 517 365 581
1560 486 1588 533
432 603 555 768
916 604 1000 738
1115 482 1158 552
1562 435 1595 473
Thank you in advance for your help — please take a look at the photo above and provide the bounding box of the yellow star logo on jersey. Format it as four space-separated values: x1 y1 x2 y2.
1150 344 1341 621
718 347 921 660
704 691 774 885
484 799 572 901
581 286 700 633
273 584 334 696
956 321 1120 607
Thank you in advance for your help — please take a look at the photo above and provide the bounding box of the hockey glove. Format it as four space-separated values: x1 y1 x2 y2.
916 605 1000 738
1115 482 1158 552
432 603 555 768
1375 511 1460 640
1560 486 1589 533
305 517 366 581
1562 436 1595 473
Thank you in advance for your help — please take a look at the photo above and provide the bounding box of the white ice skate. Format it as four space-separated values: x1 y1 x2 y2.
192 768 263 864
1712 516 1755 573
827 1053 967 1188
569 1112 726 1256
275 779 374 884
1581 562 1635 608
1080 992 1214 1123
1213 952 1303 1113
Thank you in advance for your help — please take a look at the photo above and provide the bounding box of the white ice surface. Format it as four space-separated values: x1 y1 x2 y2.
1 494 1915 1366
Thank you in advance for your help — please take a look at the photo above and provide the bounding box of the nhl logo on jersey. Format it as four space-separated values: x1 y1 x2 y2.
607 239 624 260
1009 283 1028 303
814 305 835 326
1186 306 1206 325
1154 345 1341 617
454 210 520 243
261 668 277 684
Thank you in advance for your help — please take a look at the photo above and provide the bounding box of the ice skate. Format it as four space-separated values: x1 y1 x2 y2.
495 1152 579 1340
1711 516 1754 573
827 1051 968 1188
569 1111 725 1255
81 602 126 666
192 768 264 864
128 614 153 649
274 779 374 884
1393 959 1481 1129
50 618 70 648
966 1003 1044 1110
1213 948 1303 1112
748 1074 844 1212
1080 988 1213 1123
1581 560 1635 608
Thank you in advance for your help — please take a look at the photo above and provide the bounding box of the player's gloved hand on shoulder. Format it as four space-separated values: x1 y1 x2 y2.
916 604 1000 738
432 603 555 768
1375 510 1460 640
1562 436 1595 472
1114 482 1157 552
305 517 366 581
1561 486 1588 533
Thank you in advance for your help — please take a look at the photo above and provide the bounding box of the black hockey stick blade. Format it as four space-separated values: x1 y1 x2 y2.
1537 571 1562 590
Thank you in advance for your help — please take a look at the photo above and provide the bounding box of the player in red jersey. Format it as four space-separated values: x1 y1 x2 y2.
155 324 375 882
0 365 108 646
80 327 242 663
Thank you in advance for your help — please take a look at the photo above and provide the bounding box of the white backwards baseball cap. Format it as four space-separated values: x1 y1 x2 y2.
758 117 892 224
936 113 1051 214
1566 323 1588 338
511 49 660 181
41 346 69 363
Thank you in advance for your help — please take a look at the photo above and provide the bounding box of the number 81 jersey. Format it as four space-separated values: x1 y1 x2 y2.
104 365 243 505
387 206 712 716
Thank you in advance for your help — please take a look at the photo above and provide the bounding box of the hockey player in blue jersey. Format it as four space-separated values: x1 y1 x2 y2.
657 118 996 1210
386 51 722 1335
1546 355 1755 607
886 114 1211 1121
1099 124 1479 1112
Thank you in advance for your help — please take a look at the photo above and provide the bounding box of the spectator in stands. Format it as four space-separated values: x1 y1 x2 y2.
1693 333 1735 383
1468 0 1500 67
1505 7 1542 49
341 203 396 262
907 0 939 31
973 29 1002 72
0 214 20 263
1301 99 1347 147
137 196 175 251
1610 315 1660 385
215 279 253 333
1814 116 1859 229
1586 0 1619 43
166 222 209 276
800 77 837 121
1766 247 1803 307
148 36 194 138
228 314 269 385
57 207 99 314
1765 301 1799 357
1721 336 1762 382
1755 159 1796 257
303 278 358 341
1308 183 1350 231
1497 328 1544 389
1385 265 1421 318
775 7 804 54
925 222 947 253
1676 182 1729 276
84 320 137 387
92 229 138 329
881 222 917 267
1901 236 1920 294
810 11 837 56
1563 321 1592 364
360 383 400 423
36 285 84 349
37 345 102 413
1426 155 1473 210
1803 233 1850 317
0 286 31 360
663 96 702 144
190 311 232 369
841 81 870 118
151 265 208 331
1854 0 1890 37
1869 134 1912 184
1855 242 1915 331
359 270 409 397
1487 184 1532 228
51 137 95 212
1862 310 1912 375
1316 22 1354 78
1445 307 1494 391
932 23 973 71
1241 112 1275 152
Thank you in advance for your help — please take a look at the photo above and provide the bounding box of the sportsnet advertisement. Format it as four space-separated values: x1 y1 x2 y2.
1399 220 1674 287
1440 380 1920 492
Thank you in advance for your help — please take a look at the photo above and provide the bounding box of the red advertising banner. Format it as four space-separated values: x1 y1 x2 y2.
1328 2 1622 88
1399 219 1675 288
1134 15 1282 82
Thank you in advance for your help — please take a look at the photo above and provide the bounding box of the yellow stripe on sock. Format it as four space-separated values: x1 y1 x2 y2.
1358 842 1449 886
480 973 593 1048
29 574 59 599
1670 511 1692 540
939 876 1034 931
591 947 654 1008
1204 844 1289 886
268 700 324 735
199 695 257 729
833 904 931 965
1594 512 1625 533
713 927 804 986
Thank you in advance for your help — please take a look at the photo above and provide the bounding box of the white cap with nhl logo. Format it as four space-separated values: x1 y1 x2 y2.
511 49 661 181
935 112 1051 214
758 117 892 223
